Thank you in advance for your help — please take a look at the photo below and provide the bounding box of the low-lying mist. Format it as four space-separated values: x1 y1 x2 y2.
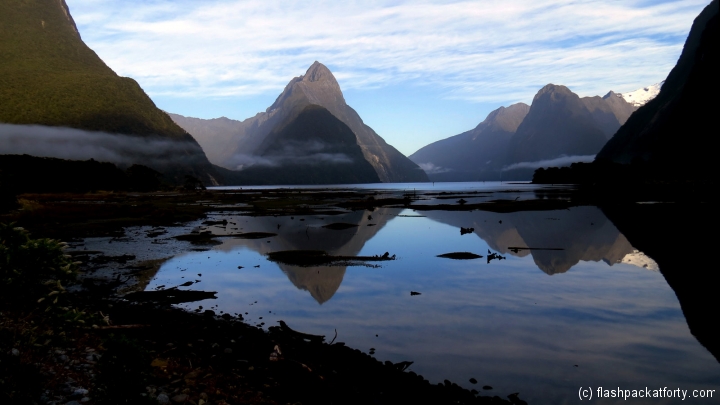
0 124 206 168
417 162 451 174
502 155 596 172
226 140 354 171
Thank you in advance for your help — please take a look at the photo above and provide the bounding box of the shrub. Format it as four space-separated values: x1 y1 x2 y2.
0 223 77 306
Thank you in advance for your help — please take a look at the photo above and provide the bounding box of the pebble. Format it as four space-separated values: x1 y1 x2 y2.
157 393 170 404
10 348 19 356
64 401 81 405
171 393 189 403
224 348 233 354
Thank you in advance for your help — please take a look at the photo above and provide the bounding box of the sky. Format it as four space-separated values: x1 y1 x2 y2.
66 0 710 156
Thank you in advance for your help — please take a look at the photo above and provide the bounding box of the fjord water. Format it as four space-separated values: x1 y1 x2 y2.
146 189 720 404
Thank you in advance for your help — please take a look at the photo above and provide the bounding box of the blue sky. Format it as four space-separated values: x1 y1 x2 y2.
67 0 710 155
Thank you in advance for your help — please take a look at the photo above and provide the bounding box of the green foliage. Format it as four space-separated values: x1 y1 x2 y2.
0 223 77 305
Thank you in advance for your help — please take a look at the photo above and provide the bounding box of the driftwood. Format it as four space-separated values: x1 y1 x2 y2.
508 246 564 253
123 288 217 304
267 250 395 266
436 252 482 260
277 320 325 344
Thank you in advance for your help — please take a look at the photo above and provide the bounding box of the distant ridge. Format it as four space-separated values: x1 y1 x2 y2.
408 103 529 181
410 83 636 181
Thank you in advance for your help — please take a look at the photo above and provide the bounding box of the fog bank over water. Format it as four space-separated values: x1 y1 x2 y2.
0 124 206 167
502 154 596 172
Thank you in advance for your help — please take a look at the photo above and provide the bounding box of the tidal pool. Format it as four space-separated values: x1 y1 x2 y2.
144 203 720 404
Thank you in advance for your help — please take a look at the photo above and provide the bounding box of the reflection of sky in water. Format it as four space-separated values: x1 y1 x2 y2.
147 207 720 404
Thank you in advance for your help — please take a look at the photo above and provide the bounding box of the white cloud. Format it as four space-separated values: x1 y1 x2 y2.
66 0 709 104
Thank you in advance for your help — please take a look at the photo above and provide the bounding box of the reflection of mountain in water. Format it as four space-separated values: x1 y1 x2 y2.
217 208 395 303
603 203 719 362
424 206 634 275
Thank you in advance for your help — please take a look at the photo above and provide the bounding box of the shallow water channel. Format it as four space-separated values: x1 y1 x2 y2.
99 185 719 404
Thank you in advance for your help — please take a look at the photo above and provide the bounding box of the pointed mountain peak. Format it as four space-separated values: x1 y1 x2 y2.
266 61 343 113
303 61 335 83
602 91 619 99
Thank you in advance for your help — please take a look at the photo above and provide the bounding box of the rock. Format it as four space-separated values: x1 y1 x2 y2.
483 385 493 390
157 393 170 404
469 378 477 384
65 401 81 405
10 348 19 356
224 348 233 354
172 393 189 403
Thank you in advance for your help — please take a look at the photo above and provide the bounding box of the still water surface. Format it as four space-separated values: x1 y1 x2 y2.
144 186 719 404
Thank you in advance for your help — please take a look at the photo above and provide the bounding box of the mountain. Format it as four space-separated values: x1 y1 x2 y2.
504 84 610 176
617 82 663 107
408 103 529 181
171 62 428 183
410 84 636 181
596 0 718 178
580 91 637 139
0 0 217 184
216 105 380 185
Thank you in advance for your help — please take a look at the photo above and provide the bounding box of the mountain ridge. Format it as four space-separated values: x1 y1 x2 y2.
410 83 636 181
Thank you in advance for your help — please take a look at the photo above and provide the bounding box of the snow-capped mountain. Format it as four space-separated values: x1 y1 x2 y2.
617 82 664 107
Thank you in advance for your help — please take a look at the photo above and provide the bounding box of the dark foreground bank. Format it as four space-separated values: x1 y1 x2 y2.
1 291 519 405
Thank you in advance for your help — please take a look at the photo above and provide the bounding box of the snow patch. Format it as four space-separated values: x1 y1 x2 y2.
617 82 663 107
620 250 659 271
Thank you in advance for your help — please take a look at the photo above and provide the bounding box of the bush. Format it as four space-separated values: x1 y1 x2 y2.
0 223 77 306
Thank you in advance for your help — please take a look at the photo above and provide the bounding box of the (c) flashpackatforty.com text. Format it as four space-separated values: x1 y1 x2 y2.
578 386 716 401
